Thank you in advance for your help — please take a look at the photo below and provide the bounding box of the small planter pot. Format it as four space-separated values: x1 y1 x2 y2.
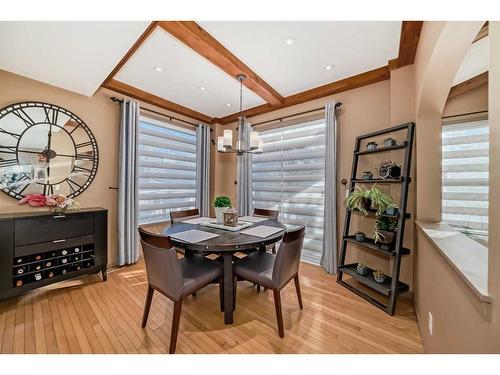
377 163 401 179
356 263 368 276
378 230 396 250
366 142 378 151
215 207 229 224
385 207 399 216
355 232 366 242
362 171 373 180
383 137 397 147
373 271 386 283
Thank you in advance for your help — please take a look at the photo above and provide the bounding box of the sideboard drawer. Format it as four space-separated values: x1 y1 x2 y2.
14 213 94 246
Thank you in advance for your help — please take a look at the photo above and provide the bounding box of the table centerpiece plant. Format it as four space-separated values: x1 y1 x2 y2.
213 196 232 224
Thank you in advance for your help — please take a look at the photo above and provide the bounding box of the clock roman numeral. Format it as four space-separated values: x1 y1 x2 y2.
75 141 92 149
66 179 82 194
12 109 35 127
43 107 59 124
76 153 95 161
0 128 21 140
6 174 31 195
73 166 92 175
0 146 17 154
0 159 18 168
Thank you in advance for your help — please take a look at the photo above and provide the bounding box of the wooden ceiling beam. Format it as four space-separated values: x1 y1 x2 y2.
158 21 285 105
101 21 159 86
396 21 424 68
448 72 488 99
217 65 390 125
102 79 214 124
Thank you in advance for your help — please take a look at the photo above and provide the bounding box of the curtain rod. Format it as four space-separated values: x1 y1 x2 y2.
251 102 342 127
110 97 210 129
441 109 488 120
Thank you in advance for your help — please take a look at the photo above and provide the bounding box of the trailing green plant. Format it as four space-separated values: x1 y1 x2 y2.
345 185 397 216
345 186 370 214
368 186 397 215
373 216 398 243
213 196 232 208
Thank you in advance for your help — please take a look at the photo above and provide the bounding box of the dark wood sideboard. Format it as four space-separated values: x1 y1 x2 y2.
0 207 107 300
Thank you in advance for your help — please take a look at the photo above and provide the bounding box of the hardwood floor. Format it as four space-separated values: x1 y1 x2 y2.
0 260 423 354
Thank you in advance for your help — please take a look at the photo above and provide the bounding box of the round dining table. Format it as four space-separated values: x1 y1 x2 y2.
163 219 286 324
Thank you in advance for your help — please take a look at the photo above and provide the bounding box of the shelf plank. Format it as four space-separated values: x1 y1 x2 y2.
339 263 409 296
350 209 411 219
351 177 407 184
344 236 410 256
355 142 408 155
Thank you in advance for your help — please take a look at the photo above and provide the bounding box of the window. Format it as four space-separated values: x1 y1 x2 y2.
252 118 326 264
138 115 197 224
442 119 489 246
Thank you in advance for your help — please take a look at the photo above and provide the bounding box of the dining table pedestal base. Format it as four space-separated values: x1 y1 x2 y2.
223 252 235 324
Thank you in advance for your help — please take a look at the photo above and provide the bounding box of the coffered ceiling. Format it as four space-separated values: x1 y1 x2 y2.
0 21 423 124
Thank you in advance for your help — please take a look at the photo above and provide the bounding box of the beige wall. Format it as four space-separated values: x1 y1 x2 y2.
412 21 500 353
442 82 488 117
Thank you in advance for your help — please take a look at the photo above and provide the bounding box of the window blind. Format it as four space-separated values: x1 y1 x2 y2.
138 116 197 224
252 118 326 265
442 119 489 244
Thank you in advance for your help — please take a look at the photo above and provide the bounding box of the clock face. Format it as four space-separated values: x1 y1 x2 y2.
0 102 99 199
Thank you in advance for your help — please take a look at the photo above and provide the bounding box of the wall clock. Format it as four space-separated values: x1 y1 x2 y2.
0 101 99 199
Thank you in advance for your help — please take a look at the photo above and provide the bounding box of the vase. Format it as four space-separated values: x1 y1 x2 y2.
49 206 66 214
215 207 228 224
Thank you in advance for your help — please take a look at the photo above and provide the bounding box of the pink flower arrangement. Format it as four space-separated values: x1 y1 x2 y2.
19 194 79 212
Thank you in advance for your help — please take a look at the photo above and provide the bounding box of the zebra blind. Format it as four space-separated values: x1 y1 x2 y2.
138 116 197 224
252 118 326 264
442 119 489 245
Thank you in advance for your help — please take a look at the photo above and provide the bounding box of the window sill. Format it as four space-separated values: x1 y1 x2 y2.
415 221 491 304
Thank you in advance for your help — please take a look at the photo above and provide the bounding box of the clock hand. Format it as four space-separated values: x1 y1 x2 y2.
45 124 52 184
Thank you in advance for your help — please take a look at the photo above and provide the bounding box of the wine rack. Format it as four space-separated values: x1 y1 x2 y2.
0 208 107 300
12 244 96 288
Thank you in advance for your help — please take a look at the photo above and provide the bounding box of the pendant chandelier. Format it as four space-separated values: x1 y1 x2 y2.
217 74 263 156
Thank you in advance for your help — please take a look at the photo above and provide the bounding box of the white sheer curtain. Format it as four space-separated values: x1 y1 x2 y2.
196 124 211 216
320 102 339 274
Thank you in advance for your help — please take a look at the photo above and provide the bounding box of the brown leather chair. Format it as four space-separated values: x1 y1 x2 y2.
253 208 279 220
138 226 224 354
233 225 305 338
253 208 279 255
170 208 200 224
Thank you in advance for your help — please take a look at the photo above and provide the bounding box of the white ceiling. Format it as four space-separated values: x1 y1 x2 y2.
199 21 401 97
115 27 265 118
0 21 150 96
453 35 489 86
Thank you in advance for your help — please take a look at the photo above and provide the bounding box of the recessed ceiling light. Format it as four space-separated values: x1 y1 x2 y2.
153 66 163 72
198 85 206 91
225 103 232 107
284 37 296 46
325 64 334 71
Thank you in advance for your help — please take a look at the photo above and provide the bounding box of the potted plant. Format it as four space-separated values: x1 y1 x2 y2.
355 231 366 242
373 216 398 249
367 186 397 215
383 137 397 147
213 196 232 224
356 263 368 276
345 186 371 215
362 171 373 180
376 161 401 180
373 270 386 283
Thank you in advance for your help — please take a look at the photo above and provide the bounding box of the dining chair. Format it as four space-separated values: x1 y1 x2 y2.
233 225 305 338
138 226 224 354
170 208 200 224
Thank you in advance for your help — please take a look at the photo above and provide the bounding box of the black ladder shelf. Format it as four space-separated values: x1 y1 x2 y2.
337 122 415 315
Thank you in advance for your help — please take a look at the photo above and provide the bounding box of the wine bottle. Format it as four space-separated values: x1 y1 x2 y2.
74 255 80 261
74 247 80 253
75 265 81 271
61 249 68 256
34 273 42 281
50 252 57 258
16 267 24 275
16 279 23 287
16 257 23 264
48 271 54 278
35 264 42 271
61 268 67 275
45 261 52 268
35 254 42 261
61 258 68 264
